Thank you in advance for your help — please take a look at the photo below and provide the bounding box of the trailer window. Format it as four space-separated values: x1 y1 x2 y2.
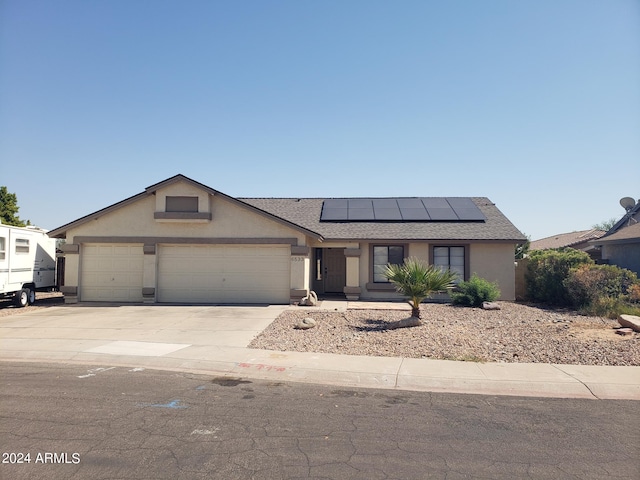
15 238 29 254
0 237 5 260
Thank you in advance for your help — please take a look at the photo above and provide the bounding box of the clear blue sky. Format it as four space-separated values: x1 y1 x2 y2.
1 0 638 240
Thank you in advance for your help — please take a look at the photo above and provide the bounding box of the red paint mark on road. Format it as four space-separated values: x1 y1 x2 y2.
238 362 286 372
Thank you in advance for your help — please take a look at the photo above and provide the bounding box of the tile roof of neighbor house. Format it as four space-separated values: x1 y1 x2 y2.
240 197 527 242
530 229 606 251
591 221 640 245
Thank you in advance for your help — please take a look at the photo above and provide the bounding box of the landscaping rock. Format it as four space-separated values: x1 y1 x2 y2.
482 302 501 310
618 314 640 333
294 317 317 330
616 328 634 336
386 317 422 330
299 291 318 307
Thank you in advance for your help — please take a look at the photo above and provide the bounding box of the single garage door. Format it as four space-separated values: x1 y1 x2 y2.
157 245 290 304
81 244 144 302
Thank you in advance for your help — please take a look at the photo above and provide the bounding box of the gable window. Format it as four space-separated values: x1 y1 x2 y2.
373 245 405 282
0 237 5 260
166 196 198 213
433 246 465 283
15 238 30 254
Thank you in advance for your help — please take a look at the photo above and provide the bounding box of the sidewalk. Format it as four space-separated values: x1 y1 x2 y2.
0 301 638 400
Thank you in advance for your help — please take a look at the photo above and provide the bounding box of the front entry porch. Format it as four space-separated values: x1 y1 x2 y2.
311 247 362 300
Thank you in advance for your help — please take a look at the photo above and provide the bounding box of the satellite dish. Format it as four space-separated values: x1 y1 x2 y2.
620 197 635 211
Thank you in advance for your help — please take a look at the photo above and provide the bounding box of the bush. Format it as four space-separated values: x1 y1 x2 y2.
525 248 593 306
579 296 640 319
628 284 640 303
565 264 638 308
451 274 501 307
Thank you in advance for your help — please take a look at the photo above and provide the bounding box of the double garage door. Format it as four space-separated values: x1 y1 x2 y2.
81 243 290 304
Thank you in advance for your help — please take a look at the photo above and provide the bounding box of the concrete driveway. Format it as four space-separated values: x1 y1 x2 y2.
0 304 287 357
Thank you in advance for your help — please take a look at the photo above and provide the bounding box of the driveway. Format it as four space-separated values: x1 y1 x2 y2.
0 304 287 359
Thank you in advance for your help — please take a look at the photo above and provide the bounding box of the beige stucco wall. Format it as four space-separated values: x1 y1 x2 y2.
357 241 516 301
469 243 516 301
65 188 306 245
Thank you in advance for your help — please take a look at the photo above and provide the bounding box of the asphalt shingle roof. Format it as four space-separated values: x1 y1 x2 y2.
240 197 526 242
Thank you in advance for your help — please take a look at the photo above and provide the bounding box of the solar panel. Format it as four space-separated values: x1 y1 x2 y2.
320 197 485 222
400 208 431 221
375 208 403 220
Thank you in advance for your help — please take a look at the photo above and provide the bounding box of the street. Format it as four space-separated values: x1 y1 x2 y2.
1 362 638 479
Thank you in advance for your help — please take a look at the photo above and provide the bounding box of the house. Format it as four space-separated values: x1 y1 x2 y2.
590 198 640 276
48 174 527 304
530 229 605 261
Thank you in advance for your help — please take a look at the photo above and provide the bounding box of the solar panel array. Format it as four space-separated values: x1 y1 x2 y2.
320 197 486 222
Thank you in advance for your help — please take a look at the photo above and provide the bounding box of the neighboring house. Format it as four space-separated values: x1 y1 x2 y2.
48 174 527 304
590 199 640 276
530 229 605 261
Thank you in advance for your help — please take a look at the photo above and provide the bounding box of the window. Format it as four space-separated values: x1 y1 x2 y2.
433 246 465 283
0 237 5 260
15 238 30 254
165 196 198 213
373 245 405 282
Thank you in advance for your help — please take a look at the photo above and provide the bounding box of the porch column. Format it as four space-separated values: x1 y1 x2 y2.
290 246 311 303
142 244 157 303
59 244 79 304
343 248 362 301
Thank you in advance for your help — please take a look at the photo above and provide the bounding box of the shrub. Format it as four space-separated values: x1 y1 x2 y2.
451 274 501 307
525 248 593 306
565 264 639 308
628 283 640 303
579 296 640 319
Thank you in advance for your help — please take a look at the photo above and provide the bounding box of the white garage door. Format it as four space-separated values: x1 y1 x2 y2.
81 244 144 302
157 245 290 304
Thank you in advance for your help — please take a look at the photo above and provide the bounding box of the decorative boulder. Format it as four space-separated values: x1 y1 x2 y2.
482 302 501 310
616 328 634 336
386 317 422 330
294 317 317 330
299 291 318 307
618 314 640 333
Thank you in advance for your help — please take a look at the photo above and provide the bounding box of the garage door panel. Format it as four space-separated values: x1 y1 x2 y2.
158 245 290 304
81 244 144 302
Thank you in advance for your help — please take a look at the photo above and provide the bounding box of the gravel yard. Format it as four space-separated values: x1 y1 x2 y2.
249 302 640 366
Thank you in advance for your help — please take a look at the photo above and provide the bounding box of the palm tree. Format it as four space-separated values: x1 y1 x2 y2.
384 257 458 325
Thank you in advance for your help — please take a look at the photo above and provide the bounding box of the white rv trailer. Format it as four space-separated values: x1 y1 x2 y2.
0 222 57 307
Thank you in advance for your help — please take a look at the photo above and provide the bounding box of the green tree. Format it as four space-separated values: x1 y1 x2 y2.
515 234 530 260
384 257 457 323
0 186 28 226
592 218 617 231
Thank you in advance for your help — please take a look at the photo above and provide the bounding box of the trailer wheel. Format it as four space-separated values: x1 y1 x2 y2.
28 289 36 305
14 289 30 308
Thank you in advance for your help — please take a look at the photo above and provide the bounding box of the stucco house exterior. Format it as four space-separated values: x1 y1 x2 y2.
590 199 640 276
49 174 527 304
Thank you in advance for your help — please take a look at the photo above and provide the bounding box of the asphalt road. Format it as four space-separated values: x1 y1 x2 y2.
1 362 638 480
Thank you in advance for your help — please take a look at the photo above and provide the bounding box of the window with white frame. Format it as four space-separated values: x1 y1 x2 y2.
15 238 30 254
0 237 5 260
433 246 465 283
373 245 405 282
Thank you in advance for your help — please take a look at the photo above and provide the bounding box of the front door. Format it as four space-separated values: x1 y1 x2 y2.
323 248 346 293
